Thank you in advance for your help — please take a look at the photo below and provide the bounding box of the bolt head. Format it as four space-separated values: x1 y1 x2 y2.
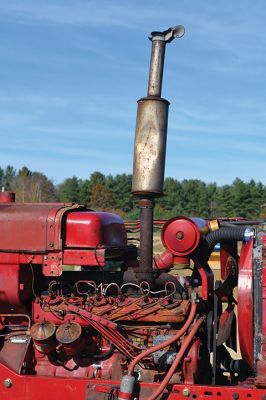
182 388 190 397
4 378 12 388
176 231 184 240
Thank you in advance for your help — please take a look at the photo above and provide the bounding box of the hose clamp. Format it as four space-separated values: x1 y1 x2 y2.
244 228 254 242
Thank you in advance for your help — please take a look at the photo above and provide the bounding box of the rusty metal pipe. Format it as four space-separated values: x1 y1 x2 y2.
132 25 185 282
132 25 185 197
148 25 185 97
148 40 166 97
138 198 154 283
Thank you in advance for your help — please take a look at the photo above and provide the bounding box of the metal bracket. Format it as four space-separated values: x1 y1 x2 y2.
42 252 63 276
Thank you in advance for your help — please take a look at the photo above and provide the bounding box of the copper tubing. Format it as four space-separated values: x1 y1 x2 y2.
127 302 197 375
147 316 205 400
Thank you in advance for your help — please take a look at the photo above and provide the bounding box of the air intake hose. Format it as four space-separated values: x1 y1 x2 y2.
205 226 246 250
203 226 254 261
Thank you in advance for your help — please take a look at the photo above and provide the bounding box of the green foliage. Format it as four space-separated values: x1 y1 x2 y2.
2 165 16 190
11 168 56 202
157 178 182 216
0 167 4 189
89 183 114 210
1 163 266 219
19 166 32 177
57 176 81 203
106 174 133 212
79 179 90 206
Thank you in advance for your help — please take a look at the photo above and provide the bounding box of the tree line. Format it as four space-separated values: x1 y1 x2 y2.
1 165 266 219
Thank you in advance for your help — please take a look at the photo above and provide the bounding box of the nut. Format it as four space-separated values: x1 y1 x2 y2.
182 388 190 397
3 378 12 388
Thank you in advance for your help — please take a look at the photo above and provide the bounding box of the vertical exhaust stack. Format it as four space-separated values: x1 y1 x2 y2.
132 25 185 284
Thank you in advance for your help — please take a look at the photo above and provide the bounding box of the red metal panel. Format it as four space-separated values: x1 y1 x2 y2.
0 263 33 309
0 364 265 400
0 203 77 253
0 192 15 203
63 248 105 267
261 236 266 359
0 264 20 305
65 211 127 248
256 235 266 386
238 239 253 367
0 253 43 265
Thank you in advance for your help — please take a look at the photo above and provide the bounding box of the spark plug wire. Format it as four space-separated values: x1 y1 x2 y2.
127 301 197 375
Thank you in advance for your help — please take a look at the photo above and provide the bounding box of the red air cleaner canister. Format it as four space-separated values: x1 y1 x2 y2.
162 216 200 256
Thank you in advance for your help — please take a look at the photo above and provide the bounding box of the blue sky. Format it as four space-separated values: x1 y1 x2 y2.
1 0 266 185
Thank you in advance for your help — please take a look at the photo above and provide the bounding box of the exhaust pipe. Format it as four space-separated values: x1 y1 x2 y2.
132 25 185 284
132 25 185 196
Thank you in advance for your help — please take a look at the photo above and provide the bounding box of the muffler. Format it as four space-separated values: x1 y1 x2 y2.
132 25 185 284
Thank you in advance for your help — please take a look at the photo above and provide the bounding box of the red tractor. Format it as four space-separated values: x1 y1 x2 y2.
0 25 265 400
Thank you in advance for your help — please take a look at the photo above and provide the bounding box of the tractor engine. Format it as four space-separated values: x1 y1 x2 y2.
0 24 266 400
0 196 265 399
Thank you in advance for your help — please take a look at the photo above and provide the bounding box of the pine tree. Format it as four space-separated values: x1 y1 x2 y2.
106 174 133 212
3 165 16 190
57 176 81 203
